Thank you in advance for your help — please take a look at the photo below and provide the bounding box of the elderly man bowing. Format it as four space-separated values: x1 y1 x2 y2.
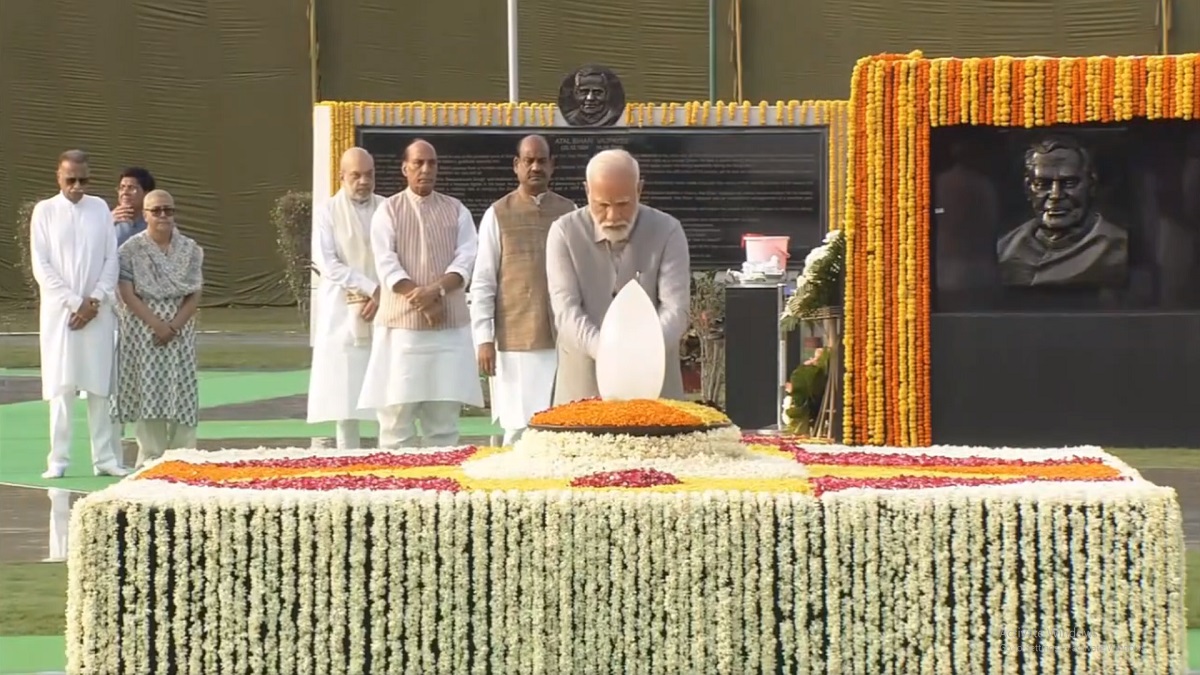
470 135 576 445
30 150 127 478
358 139 484 447
546 149 691 404
307 147 385 449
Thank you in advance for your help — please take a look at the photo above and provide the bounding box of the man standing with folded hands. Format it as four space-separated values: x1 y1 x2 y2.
31 149 128 478
307 147 385 449
358 139 483 448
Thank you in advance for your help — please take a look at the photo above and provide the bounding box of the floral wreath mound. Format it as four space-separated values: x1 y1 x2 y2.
68 439 1183 674
841 50 1200 448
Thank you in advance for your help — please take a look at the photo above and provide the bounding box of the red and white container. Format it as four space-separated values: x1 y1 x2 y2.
742 234 790 265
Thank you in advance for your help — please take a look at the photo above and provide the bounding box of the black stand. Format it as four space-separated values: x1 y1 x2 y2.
723 283 799 431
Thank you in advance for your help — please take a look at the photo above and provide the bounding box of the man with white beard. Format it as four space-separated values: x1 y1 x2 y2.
545 148 692 404
470 135 575 445
30 149 128 478
306 147 385 449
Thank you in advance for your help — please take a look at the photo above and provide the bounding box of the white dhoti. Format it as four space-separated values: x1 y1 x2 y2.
307 343 372 450
489 348 557 445
307 344 374 448
358 325 483 448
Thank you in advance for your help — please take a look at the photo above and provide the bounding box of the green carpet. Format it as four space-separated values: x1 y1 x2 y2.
0 636 64 674
2 633 1198 673
0 370 500 491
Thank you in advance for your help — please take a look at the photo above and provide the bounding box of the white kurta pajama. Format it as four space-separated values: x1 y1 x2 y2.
470 197 572 445
30 193 123 476
307 189 384 449
357 189 484 448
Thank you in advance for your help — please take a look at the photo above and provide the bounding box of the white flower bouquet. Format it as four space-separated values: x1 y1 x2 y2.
781 229 845 331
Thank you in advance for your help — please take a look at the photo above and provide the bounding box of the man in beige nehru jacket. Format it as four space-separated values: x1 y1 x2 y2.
546 148 691 404
307 147 385 449
471 135 576 445
358 139 483 447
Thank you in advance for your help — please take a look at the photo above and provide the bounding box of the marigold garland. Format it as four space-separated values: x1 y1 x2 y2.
842 51 1200 447
528 398 730 428
319 99 850 232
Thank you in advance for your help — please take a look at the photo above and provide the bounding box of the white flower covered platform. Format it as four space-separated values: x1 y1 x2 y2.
67 441 1185 674
65 286 1186 673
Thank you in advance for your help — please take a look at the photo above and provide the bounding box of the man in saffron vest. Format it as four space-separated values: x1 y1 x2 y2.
470 135 576 445
307 147 384 449
546 149 692 404
358 139 484 447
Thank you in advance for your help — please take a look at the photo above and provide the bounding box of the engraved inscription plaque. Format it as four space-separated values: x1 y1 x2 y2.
359 127 827 268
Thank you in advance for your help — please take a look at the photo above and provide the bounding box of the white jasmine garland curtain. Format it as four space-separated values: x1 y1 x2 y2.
67 478 1184 674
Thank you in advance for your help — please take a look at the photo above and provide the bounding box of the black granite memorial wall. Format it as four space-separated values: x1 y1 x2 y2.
929 121 1200 446
358 127 828 270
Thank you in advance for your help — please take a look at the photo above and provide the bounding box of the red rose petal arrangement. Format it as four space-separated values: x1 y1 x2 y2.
132 436 1133 497
772 436 1131 496
134 447 478 492
570 469 682 489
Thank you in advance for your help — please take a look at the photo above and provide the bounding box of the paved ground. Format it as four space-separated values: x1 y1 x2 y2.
0 331 309 347
0 376 40 405
201 395 310 421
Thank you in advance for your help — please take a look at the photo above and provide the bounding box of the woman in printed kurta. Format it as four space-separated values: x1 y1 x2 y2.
113 190 204 467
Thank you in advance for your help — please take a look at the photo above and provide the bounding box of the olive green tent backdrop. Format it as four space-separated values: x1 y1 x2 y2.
0 0 311 306
0 0 1193 305
315 0 713 110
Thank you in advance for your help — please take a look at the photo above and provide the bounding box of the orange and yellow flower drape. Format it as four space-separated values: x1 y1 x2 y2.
320 99 850 232
842 51 1200 447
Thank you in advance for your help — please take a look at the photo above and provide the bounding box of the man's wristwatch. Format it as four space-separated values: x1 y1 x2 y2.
437 285 446 298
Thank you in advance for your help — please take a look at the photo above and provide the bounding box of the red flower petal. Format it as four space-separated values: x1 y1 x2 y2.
811 474 1129 497
792 447 1105 469
213 447 478 471
571 468 682 489
151 474 462 492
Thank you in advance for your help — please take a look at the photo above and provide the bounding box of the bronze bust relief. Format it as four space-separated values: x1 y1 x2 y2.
558 65 626 127
996 135 1128 287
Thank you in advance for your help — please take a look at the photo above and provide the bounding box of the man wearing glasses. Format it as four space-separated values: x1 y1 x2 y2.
29 149 128 478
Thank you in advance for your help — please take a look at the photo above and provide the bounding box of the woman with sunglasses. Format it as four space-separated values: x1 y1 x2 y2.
112 189 205 467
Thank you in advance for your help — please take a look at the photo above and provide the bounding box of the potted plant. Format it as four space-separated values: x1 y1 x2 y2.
683 272 726 405
782 348 830 435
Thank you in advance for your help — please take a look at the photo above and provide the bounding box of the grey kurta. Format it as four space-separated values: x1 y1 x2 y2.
546 204 691 404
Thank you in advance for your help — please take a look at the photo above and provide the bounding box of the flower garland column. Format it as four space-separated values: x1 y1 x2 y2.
842 51 1200 447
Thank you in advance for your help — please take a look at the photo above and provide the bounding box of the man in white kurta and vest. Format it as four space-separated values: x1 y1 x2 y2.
546 149 692 404
30 150 129 478
358 139 484 447
470 135 576 445
307 147 384 449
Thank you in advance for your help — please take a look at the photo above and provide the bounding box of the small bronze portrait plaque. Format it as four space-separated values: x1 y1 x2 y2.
996 135 1128 287
557 65 626 128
